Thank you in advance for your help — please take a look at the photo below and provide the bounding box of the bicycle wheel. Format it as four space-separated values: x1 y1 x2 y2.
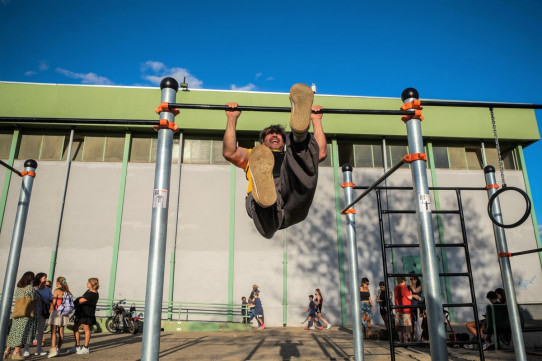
105 316 117 334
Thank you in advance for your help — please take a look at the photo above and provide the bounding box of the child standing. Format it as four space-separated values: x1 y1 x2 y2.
303 295 323 330
48 276 72 358
252 292 265 330
68 278 100 355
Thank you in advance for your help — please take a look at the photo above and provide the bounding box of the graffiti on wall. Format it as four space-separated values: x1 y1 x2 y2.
517 276 536 289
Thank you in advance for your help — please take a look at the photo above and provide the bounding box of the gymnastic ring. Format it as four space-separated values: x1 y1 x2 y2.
487 186 531 229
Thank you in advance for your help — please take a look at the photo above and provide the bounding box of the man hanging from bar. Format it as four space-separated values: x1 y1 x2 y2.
222 83 327 239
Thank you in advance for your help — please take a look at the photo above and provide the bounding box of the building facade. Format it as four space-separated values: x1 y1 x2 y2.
0 81 541 327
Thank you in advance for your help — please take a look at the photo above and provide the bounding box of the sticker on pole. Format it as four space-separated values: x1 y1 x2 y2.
153 189 168 208
418 194 431 213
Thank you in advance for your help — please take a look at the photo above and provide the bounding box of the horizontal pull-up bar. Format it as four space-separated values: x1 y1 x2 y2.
0 160 22 177
0 116 159 126
167 102 413 116
421 100 542 109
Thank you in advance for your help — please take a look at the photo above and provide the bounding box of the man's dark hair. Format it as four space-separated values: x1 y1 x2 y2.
486 291 498 300
309 295 314 299
379 281 385 287
259 124 287 144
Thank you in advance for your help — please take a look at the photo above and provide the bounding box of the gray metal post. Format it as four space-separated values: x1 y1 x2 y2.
402 89 448 360
484 166 527 361
141 78 178 361
341 164 364 361
0 160 38 353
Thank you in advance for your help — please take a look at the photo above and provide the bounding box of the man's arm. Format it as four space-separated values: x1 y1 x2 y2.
222 102 249 169
311 105 327 162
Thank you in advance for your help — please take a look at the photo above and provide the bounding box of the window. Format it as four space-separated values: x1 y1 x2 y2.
0 132 13 158
17 133 68 161
465 146 483 170
448 146 467 169
432 146 449 168
485 146 518 170
338 141 383 168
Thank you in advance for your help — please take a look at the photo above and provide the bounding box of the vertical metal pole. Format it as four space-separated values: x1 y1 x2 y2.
402 88 448 360
341 164 364 361
0 159 38 353
50 129 74 280
141 78 178 361
484 166 527 361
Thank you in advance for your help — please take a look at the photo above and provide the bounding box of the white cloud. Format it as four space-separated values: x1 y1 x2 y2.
24 71 37 77
141 61 203 89
38 61 49 71
266 76 275 81
56 68 114 85
230 83 257 91
255 72 263 79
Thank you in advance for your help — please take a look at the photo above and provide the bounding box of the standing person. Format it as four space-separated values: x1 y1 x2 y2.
408 275 423 342
252 292 265 330
359 277 375 337
23 272 52 357
47 276 72 358
314 288 332 329
303 295 324 330
241 297 248 324
249 284 259 300
3 271 39 360
68 278 99 355
394 277 413 344
376 281 391 331
222 83 327 239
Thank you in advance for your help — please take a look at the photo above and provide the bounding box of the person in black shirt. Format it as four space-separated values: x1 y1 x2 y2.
68 278 100 355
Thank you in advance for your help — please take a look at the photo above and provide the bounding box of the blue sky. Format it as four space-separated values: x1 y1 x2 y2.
1 0 541 229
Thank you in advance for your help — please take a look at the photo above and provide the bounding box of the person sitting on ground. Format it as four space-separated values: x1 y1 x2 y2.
464 291 500 350
303 295 324 330
223 83 327 239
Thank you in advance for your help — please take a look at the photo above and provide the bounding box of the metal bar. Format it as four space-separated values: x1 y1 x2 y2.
510 248 542 257
341 164 364 361
403 89 448 360
141 79 178 361
376 190 396 361
0 159 22 177
50 129 74 281
484 165 527 361
340 159 405 213
382 210 460 214
169 103 413 115
0 116 159 125
0 160 38 353
354 186 487 191
455 190 485 360
421 99 542 109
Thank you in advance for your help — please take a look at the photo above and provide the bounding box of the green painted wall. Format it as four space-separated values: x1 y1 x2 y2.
0 82 539 143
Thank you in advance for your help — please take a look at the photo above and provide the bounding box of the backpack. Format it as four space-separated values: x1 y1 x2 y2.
57 292 75 316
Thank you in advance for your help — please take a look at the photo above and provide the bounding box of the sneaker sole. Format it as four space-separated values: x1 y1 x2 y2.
289 83 313 138
249 145 276 208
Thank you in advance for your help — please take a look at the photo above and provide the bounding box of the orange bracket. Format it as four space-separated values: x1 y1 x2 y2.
401 109 424 122
400 99 422 111
155 102 180 116
20 171 36 178
402 153 427 163
341 209 356 215
341 182 356 188
154 119 179 132
498 252 512 258
486 184 500 190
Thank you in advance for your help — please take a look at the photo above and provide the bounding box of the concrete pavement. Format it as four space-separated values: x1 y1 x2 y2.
16 326 542 360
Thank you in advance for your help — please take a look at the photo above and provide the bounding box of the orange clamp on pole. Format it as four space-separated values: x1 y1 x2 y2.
154 102 180 116
401 109 424 122
341 182 356 188
486 184 500 190
402 153 427 163
340 209 356 215
400 99 422 111
19 171 36 178
154 119 179 132
498 252 512 258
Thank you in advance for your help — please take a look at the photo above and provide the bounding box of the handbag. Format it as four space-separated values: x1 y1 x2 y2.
12 296 35 318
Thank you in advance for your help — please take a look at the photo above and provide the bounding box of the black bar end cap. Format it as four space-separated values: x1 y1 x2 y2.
401 88 419 102
161 77 179 92
484 165 495 174
342 163 353 172
25 159 38 169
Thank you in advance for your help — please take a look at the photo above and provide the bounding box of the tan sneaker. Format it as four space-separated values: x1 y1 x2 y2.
249 145 277 208
289 83 314 138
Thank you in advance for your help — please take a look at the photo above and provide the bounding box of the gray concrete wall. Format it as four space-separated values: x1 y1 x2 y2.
1 160 540 328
